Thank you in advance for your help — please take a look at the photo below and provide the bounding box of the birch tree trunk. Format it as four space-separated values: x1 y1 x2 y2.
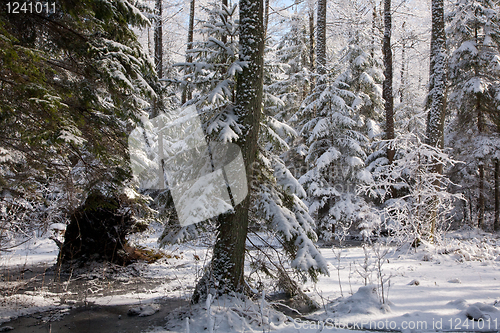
192 0 265 303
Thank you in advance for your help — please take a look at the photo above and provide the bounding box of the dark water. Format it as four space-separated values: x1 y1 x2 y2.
2 298 188 333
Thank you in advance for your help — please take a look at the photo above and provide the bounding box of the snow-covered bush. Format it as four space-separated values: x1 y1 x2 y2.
362 133 463 243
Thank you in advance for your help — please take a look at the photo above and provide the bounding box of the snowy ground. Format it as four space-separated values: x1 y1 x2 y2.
0 225 499 332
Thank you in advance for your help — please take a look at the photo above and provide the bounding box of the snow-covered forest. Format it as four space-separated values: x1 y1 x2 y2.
1 0 500 332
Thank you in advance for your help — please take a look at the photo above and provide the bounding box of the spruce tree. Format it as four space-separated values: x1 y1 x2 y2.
446 0 500 229
171 0 329 302
0 0 158 244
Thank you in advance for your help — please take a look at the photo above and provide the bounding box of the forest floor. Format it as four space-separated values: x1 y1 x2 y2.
0 226 499 332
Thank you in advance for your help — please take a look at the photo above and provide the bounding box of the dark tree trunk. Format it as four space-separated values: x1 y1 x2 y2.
470 193 474 227
383 0 394 164
309 4 315 73
153 0 165 183
477 94 485 229
308 3 315 93
182 0 196 104
154 0 163 78
479 162 485 229
222 0 228 43
425 0 447 240
400 22 406 104
264 0 269 38
192 0 265 303
316 0 326 75
371 0 377 58
425 0 447 154
495 159 500 232
148 26 153 58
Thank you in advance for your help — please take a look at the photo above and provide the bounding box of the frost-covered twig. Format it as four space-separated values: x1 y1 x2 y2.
332 248 345 297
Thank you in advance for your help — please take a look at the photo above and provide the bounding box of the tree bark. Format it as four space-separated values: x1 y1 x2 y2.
264 0 270 38
477 94 485 229
472 22 486 230
383 0 394 164
309 3 315 73
222 0 228 43
192 0 265 303
425 0 447 241
425 0 447 154
308 2 315 93
495 159 499 232
371 0 377 58
400 22 406 104
316 0 327 75
479 162 485 229
182 0 196 104
154 0 163 78
154 0 164 184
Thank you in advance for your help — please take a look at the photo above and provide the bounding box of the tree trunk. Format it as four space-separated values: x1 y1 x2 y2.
222 0 228 43
309 2 315 73
154 0 163 78
264 0 270 38
479 163 485 229
477 95 485 229
383 0 394 165
316 0 327 75
371 0 377 58
148 26 153 58
182 0 196 104
425 0 446 153
192 0 265 303
400 22 406 104
469 193 474 227
425 0 447 241
473 22 485 230
154 0 164 184
495 159 500 232
308 2 316 94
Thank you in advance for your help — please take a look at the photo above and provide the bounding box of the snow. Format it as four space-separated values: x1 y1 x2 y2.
127 303 160 316
0 147 22 164
464 76 489 94
316 148 341 170
1 229 500 332
333 284 390 315
59 127 86 146
151 231 500 332
0 293 64 325
456 40 478 57
0 237 58 268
